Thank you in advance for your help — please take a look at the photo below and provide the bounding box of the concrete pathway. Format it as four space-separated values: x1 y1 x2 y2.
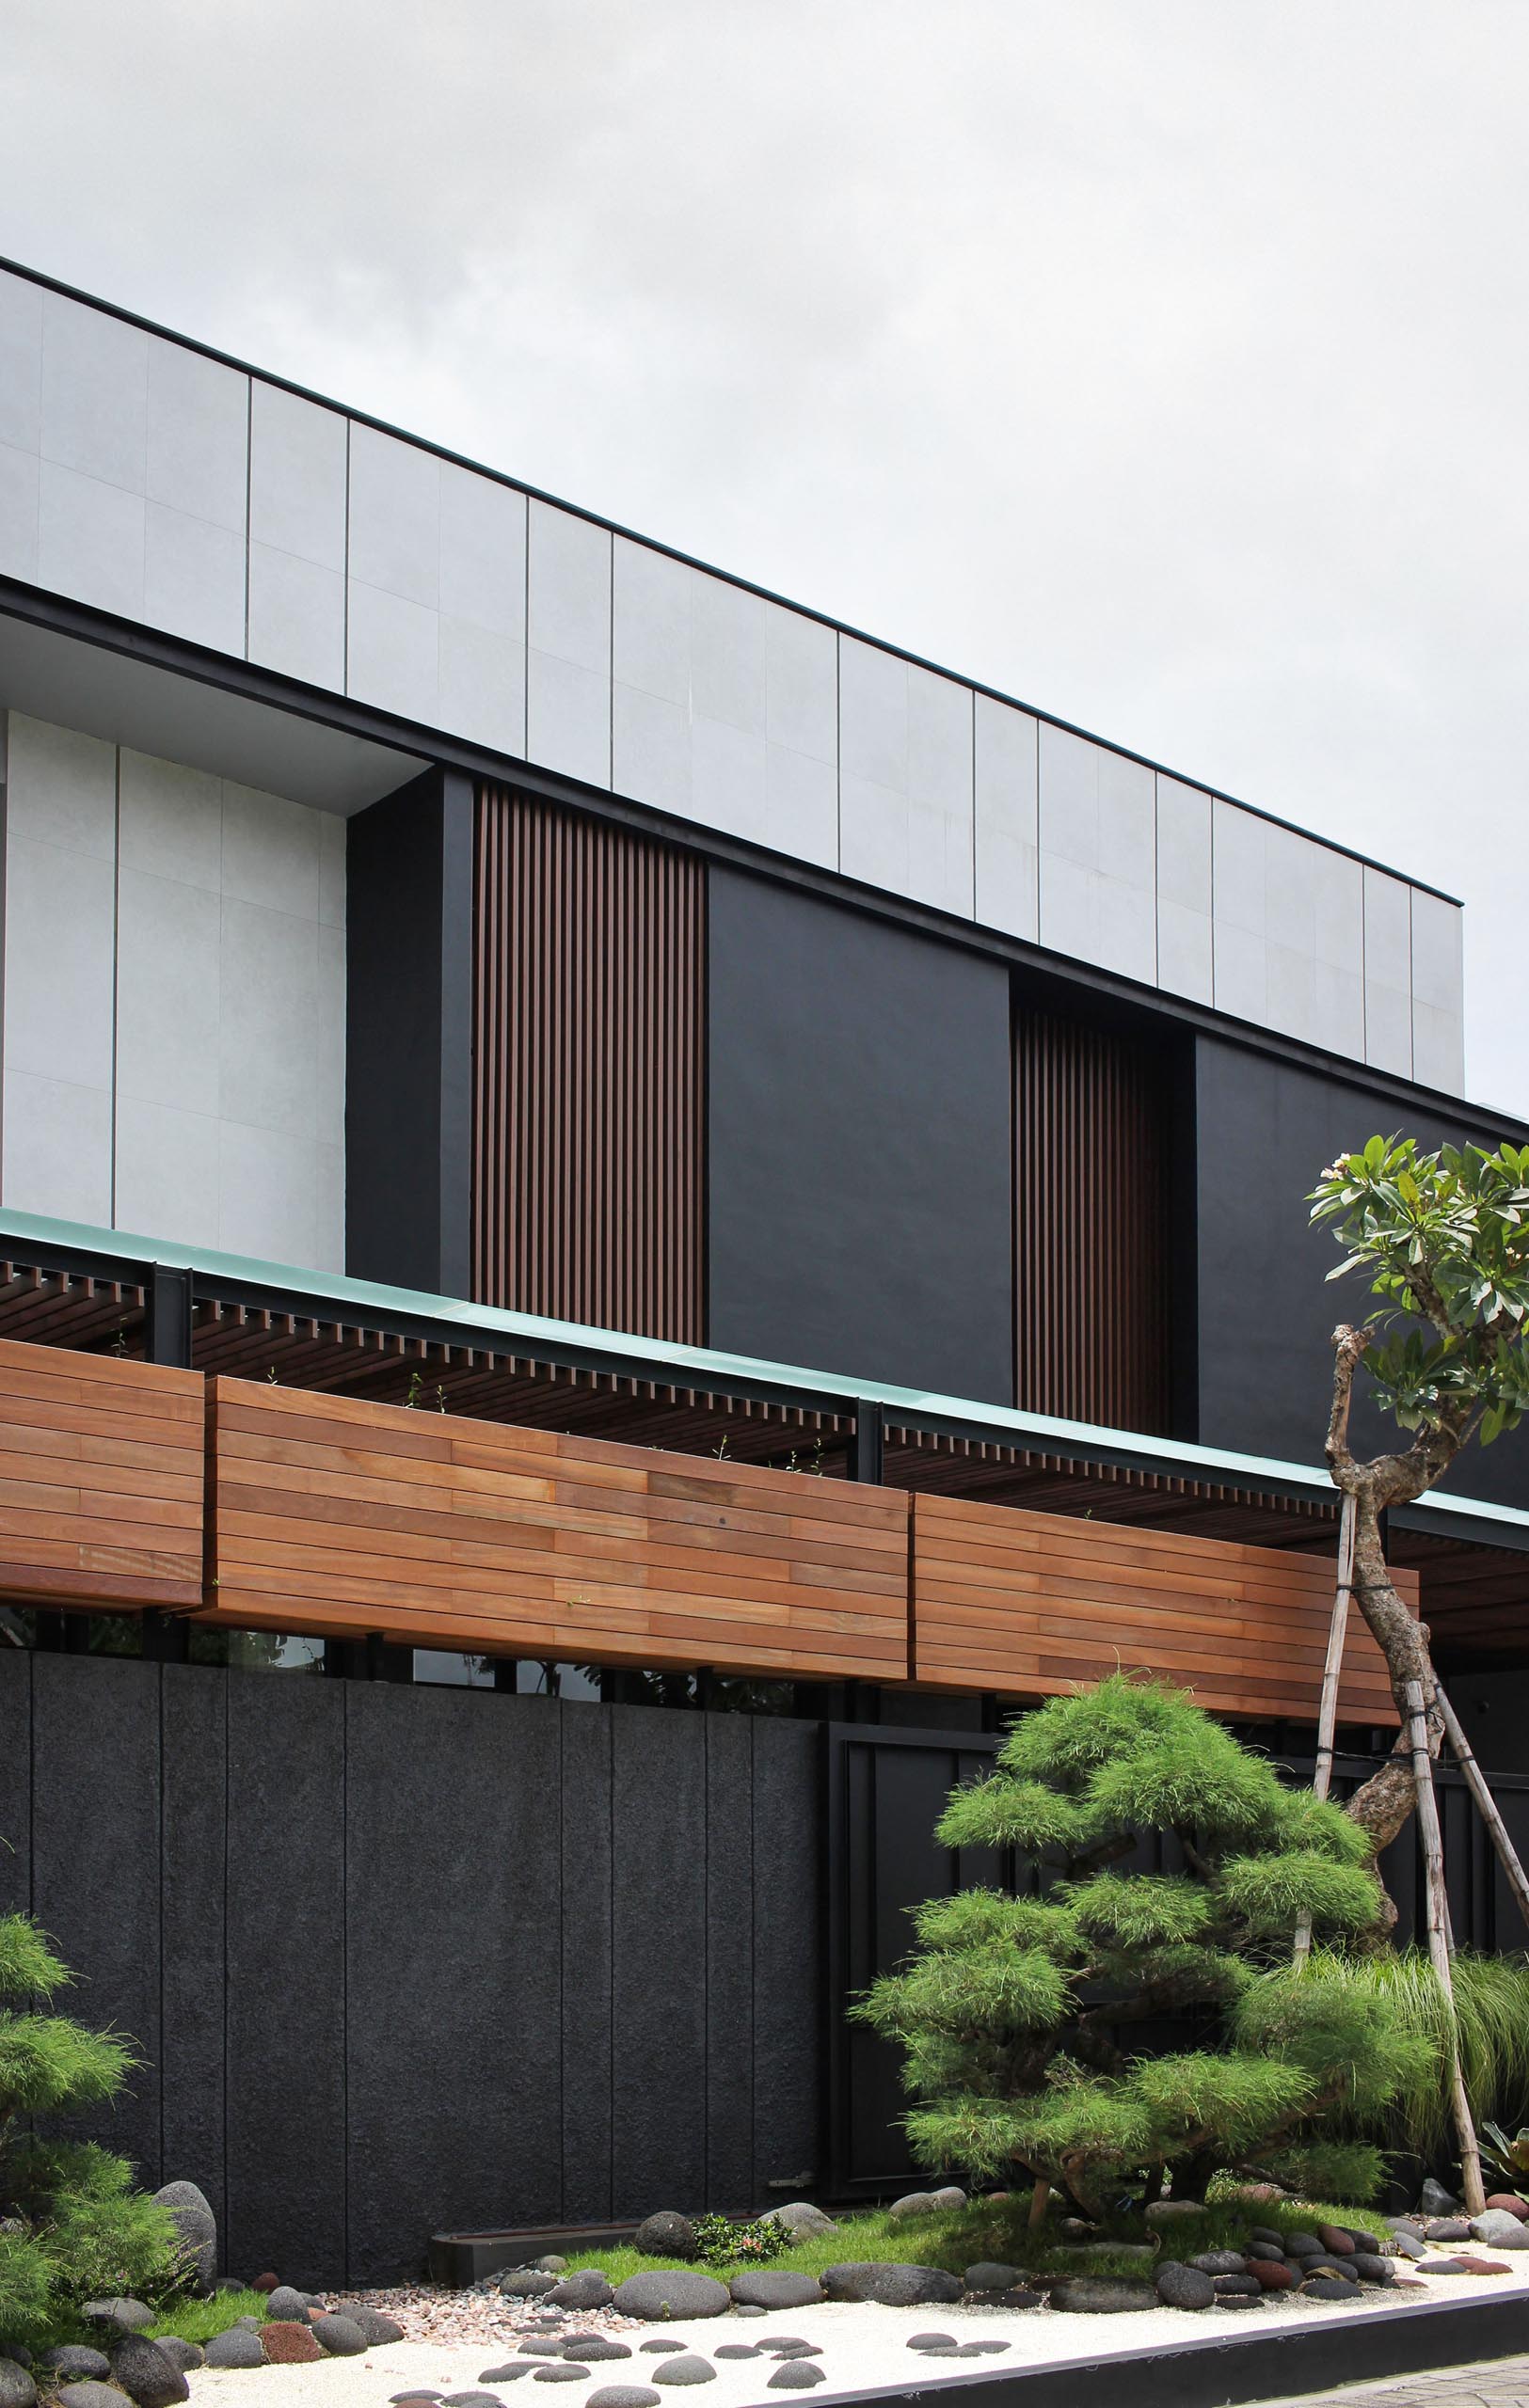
1262 2356 1529 2408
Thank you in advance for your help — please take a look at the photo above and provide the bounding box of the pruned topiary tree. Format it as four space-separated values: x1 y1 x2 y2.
0 1910 178 2344
854 1675 1431 2214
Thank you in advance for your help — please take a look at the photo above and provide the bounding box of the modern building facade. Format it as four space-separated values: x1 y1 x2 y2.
0 257 1525 2282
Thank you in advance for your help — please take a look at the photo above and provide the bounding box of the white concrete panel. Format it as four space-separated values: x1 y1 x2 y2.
838 636 906 790
1212 799 1266 935
527 647 611 788
1365 977 1413 1079
528 500 611 676
1096 749 1155 891
247 542 345 690
1042 853 1155 983
220 780 321 919
143 501 246 656
1308 958 1366 1058
5 713 117 856
1038 723 1102 869
113 1096 220 1247
37 460 145 620
1155 776 1211 913
145 339 247 533
1213 928 1267 1026
319 811 346 929
115 866 221 1103
613 678 692 816
690 712 767 846
313 1139 345 1275
840 774 908 895
763 742 837 868
347 422 439 608
2 1070 112 1223
119 747 222 891
1312 846 1363 972
1156 897 1214 1005
217 1117 319 1265
765 602 836 763
248 383 347 571
613 536 691 704
693 573 764 734
1410 887 1464 1011
1412 999 1465 1095
3 836 116 1087
908 668 972 814
316 922 346 1136
974 696 1038 936
40 293 147 492
217 895 320 1137
1363 868 1413 1078
345 579 439 726
1263 942 1314 1045
907 795 975 917
0 272 43 452
0 442 40 585
438 462 526 641
438 614 526 756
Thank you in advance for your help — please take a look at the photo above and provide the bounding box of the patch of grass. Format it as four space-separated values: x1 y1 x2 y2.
146 2289 270 2344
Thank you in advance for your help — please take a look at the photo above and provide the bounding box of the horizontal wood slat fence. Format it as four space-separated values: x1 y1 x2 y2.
0 1336 1405 1723
0 1337 202 1609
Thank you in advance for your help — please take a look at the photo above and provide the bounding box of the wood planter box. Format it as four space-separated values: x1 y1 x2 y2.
0 1337 203 1610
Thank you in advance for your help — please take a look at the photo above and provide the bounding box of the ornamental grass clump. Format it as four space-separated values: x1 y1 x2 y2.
0 1910 178 2345
853 1674 1430 2214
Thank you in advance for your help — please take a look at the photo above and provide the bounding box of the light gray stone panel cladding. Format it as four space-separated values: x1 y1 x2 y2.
0 265 1464 1085
0 707 345 1272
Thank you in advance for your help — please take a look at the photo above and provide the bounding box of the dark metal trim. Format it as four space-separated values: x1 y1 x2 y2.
143 1264 194 1368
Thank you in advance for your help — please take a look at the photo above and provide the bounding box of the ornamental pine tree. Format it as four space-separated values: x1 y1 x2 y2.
855 1676 1431 2213
0 1911 178 2344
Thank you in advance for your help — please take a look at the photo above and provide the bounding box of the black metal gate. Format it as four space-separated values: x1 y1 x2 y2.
822 1721 1529 2198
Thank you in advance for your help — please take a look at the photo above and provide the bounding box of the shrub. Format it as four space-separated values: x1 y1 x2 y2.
854 1675 1430 2212
0 1911 179 2344
687 2212 792 2267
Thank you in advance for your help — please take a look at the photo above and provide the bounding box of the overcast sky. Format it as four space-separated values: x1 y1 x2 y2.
4 2 1526 1112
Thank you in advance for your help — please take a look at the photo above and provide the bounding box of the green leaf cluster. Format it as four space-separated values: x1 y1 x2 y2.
0 1909 180 2345
854 1675 1420 2212
1311 1135 1529 1443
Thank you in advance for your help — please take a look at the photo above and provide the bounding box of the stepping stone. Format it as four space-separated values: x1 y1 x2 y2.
770 2346 821 2360
650 2360 715 2387
534 2373 592 2385
712 2348 759 2360
563 2345 631 2364
766 2372 824 2392
586 2395 661 2408
479 2374 534 2386
639 2344 685 2356
906 2337 955 2351
520 2344 567 2357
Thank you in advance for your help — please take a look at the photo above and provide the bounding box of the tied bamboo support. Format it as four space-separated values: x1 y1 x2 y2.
1436 1684 1529 1941
1404 1677 1486 2214
1294 1494 1357 1965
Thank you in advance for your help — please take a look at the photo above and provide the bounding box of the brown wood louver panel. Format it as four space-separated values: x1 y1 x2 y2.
473 787 706 1342
1014 1009 1171 1434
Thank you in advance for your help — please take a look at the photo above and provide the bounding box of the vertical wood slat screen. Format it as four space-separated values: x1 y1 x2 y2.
473 786 706 1343
1013 1009 1171 1434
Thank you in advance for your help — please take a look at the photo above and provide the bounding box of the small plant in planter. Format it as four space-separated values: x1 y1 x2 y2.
687 2212 793 2267
1480 2121 1529 2189
0 1911 179 2345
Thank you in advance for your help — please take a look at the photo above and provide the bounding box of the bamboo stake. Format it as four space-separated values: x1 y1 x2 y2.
1405 1677 1486 2215
1028 2178 1051 2230
1436 1682 1529 1941
1294 1493 1357 1964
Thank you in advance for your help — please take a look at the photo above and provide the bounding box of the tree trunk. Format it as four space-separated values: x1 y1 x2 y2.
1406 1679 1486 2215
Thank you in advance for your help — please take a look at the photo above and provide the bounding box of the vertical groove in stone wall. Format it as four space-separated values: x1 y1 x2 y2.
473 785 706 1340
1013 1007 1171 1434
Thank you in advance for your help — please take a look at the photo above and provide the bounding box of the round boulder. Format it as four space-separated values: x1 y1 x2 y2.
549 2274 615 2312
563 2343 632 2364
649 2360 715 2386
534 2370 591 2384
312 2317 369 2358
1316 2225 1356 2256
502 2271 560 2300
1144 2201 1207 2228
886 2192 935 2220
1187 2252 1250 2276
202 2331 266 2370
1047 2279 1154 2313
964 2289 1042 2310
153 2180 217 2296
1486 2194 1529 2220
1213 2275 1261 2298
613 2272 731 2321
1470 2212 1529 2250
1302 2276 1357 2303
335 2307 406 2344
930 2185 966 2210
1247 2260 1298 2291
1419 2179 1459 2218
1155 2263 1215 2310
726 2273 823 2311
963 2262 1022 2292
57 2390 125 2408
758 2203 835 2239
631 2213 697 2261
1351 2255 1395 2286
106 2337 189 2408
0 2370 35 2408
820 2263 962 2306
587 2392 661 2408
260 2326 322 2367
41 2352 112 2383
767 2372 823 2392
83 2305 153 2337
151 2345 202 2377
265 2287 311 2322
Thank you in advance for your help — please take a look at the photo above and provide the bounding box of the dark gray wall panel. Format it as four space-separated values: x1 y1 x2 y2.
708 869 1014 1403
611 1707 707 2215
561 1703 613 2225
225 1673 345 2289
705 1715 755 2210
1194 1038 1529 1507
345 1687 564 2276
159 1666 228 2225
751 1719 822 2194
0 1649 30 1915
29 1656 162 2178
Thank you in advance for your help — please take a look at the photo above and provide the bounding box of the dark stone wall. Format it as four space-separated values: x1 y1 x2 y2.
1193 1036 1529 1508
0 1656 824 2287
708 867 1014 1405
